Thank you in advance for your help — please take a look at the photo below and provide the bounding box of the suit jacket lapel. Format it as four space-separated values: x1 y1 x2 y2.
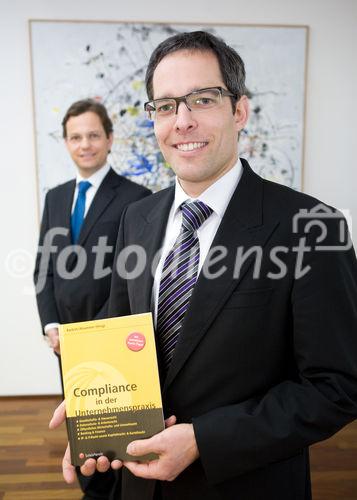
135 188 175 312
57 180 75 249
77 168 120 246
163 162 280 393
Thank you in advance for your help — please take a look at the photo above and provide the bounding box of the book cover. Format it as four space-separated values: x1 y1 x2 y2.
59 313 164 466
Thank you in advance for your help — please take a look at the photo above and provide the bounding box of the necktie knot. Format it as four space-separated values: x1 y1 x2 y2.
181 200 213 233
78 180 92 195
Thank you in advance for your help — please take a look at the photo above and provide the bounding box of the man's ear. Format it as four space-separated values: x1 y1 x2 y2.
234 95 250 132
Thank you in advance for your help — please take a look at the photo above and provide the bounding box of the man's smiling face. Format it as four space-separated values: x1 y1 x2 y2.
152 49 249 196
65 111 113 178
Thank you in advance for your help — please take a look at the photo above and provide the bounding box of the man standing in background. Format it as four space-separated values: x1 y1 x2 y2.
34 98 150 499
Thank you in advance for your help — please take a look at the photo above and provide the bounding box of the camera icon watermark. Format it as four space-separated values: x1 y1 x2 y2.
292 203 353 251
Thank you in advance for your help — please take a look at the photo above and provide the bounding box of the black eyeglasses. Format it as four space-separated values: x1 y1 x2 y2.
144 87 237 120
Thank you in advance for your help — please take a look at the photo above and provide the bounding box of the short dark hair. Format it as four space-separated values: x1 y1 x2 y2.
62 99 113 138
145 31 250 108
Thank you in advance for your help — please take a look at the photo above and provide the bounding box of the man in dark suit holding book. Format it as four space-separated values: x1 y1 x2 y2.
52 32 357 500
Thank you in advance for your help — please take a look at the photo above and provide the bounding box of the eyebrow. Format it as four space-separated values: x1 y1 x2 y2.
68 129 102 136
153 87 210 100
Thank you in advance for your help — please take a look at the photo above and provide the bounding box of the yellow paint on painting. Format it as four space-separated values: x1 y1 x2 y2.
127 107 139 117
132 80 143 91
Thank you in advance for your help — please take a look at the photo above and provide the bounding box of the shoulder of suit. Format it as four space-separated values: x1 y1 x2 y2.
111 171 152 196
45 179 75 200
241 158 332 213
119 186 173 222
125 185 173 211
263 179 330 208
45 171 151 199
262 176 334 212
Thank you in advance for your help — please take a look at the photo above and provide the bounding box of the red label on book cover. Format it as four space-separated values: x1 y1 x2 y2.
126 332 146 352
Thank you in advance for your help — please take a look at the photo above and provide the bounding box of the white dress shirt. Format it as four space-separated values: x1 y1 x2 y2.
71 163 110 215
44 163 111 334
152 159 243 325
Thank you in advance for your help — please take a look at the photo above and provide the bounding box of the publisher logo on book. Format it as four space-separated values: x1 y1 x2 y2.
126 332 146 352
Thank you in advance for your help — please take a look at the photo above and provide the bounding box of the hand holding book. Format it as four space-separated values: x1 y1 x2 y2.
49 400 198 483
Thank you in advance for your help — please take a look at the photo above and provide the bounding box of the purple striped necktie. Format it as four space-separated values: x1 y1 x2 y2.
157 200 213 372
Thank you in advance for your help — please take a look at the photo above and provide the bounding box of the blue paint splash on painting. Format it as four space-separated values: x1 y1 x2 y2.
123 154 153 176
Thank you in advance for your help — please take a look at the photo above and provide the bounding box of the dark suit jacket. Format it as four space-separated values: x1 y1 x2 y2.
107 159 357 500
34 168 151 328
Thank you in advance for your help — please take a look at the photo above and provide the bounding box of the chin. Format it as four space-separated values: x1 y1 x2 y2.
176 166 207 180
80 164 96 169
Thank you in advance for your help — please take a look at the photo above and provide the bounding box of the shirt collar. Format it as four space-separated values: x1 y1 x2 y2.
173 158 242 218
75 163 110 189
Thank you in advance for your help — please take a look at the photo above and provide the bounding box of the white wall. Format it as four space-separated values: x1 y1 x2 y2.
0 0 356 395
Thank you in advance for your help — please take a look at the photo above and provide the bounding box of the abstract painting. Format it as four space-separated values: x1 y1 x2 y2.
30 21 308 211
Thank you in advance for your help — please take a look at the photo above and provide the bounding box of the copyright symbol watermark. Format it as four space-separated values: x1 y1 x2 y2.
5 249 33 279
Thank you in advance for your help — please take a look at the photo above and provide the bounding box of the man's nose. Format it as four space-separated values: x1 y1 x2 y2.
174 102 197 133
79 136 91 148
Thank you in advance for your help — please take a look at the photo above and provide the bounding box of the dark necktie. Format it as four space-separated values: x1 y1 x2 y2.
71 181 91 243
157 200 213 371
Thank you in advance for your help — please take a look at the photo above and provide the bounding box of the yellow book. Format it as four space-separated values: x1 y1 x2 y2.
59 313 164 466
